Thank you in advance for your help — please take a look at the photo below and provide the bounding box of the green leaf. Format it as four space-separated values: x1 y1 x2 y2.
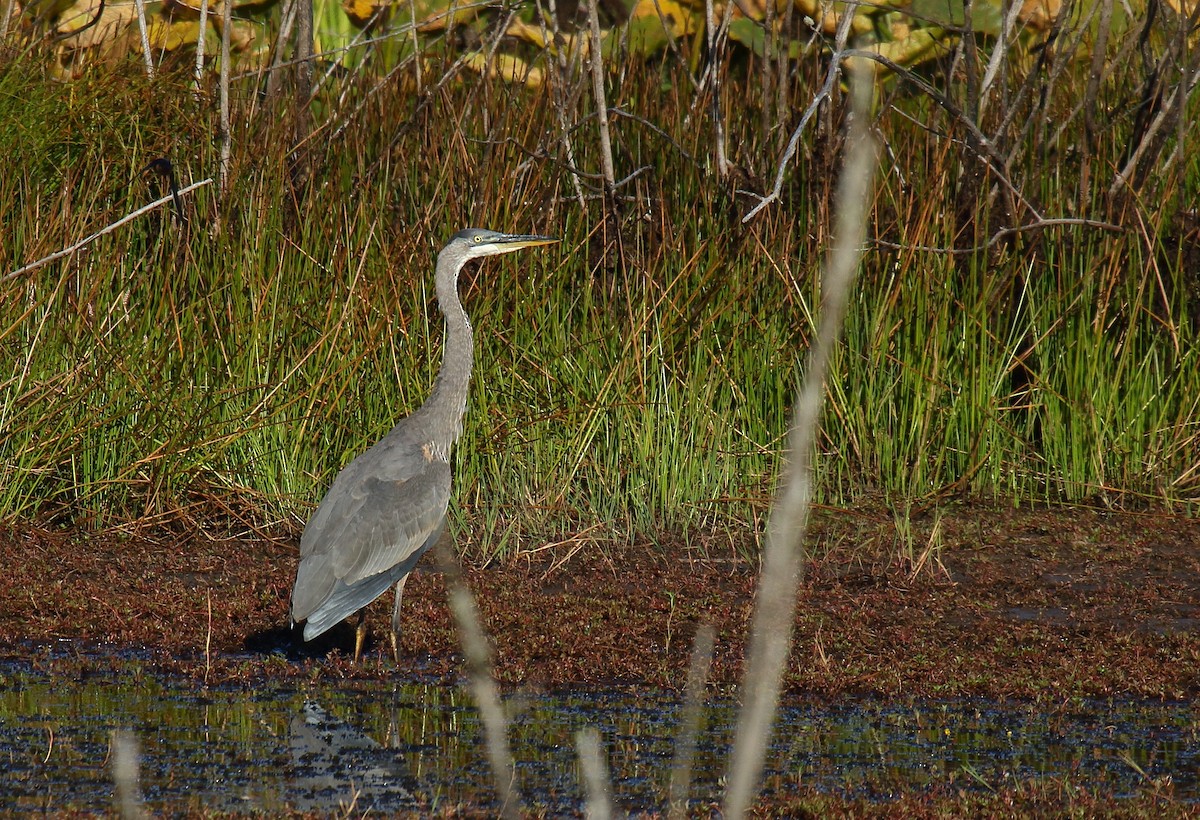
727 18 764 57
909 0 1002 35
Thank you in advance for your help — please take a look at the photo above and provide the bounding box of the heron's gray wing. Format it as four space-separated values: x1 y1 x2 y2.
298 522 442 640
328 466 450 582
291 448 450 623
297 428 435 559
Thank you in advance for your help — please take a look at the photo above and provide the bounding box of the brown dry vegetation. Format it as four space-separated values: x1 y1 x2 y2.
2 504 1196 704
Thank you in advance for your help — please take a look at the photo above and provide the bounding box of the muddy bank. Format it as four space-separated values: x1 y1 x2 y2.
1 504 1197 701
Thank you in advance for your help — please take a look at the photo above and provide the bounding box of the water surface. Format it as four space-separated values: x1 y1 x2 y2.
1 649 1195 813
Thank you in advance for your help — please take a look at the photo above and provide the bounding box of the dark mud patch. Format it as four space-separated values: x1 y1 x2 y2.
0 504 1197 701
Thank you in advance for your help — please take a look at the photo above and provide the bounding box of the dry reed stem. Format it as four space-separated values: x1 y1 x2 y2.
722 67 878 818
438 543 522 819
575 726 614 819
668 623 715 818
111 730 147 819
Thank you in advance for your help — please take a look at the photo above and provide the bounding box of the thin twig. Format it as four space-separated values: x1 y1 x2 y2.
648 0 698 89
585 0 616 202
3 178 213 282
360 47 486 179
610 108 694 161
723 66 878 818
310 4 386 100
741 7 856 223
131 0 155 79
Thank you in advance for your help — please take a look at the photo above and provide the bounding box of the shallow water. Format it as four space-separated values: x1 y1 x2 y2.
1 648 1196 813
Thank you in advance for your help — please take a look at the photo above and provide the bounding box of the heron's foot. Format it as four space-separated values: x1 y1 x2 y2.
353 614 368 664
390 628 402 665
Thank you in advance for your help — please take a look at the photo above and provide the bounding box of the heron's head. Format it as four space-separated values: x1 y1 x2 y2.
450 228 558 261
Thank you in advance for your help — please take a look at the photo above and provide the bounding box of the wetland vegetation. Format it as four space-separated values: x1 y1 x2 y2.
1 0 1199 813
3 0 1198 539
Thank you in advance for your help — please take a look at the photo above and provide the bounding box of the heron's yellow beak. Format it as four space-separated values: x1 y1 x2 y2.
495 234 558 252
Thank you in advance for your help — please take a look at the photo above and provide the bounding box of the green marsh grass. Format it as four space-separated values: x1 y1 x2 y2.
1 31 1198 554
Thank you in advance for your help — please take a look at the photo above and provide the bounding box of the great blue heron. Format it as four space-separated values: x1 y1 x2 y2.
290 228 558 661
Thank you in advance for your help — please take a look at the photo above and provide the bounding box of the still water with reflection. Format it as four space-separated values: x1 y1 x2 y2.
1 649 1196 813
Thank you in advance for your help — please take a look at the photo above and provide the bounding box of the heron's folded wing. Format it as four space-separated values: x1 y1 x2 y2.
310 461 451 584
297 520 444 639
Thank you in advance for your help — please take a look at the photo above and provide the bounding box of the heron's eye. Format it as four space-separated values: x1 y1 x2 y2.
473 234 484 243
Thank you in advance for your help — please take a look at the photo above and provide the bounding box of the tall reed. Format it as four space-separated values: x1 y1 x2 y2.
1 24 1197 548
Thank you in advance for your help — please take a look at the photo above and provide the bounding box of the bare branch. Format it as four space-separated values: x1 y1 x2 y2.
741 6 856 223
703 0 731 178
131 0 155 80
219 0 233 198
194 0 209 102
3 178 213 283
585 0 617 201
0 0 16 39
846 48 1045 224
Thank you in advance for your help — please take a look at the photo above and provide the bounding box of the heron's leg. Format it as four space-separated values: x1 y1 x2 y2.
353 611 368 663
390 574 410 663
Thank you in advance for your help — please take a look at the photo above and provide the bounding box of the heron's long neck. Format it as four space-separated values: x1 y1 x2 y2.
420 253 474 451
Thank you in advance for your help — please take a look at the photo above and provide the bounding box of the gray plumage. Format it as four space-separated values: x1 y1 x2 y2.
290 228 557 658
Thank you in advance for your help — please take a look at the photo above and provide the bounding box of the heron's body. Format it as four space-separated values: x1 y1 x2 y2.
290 228 556 660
